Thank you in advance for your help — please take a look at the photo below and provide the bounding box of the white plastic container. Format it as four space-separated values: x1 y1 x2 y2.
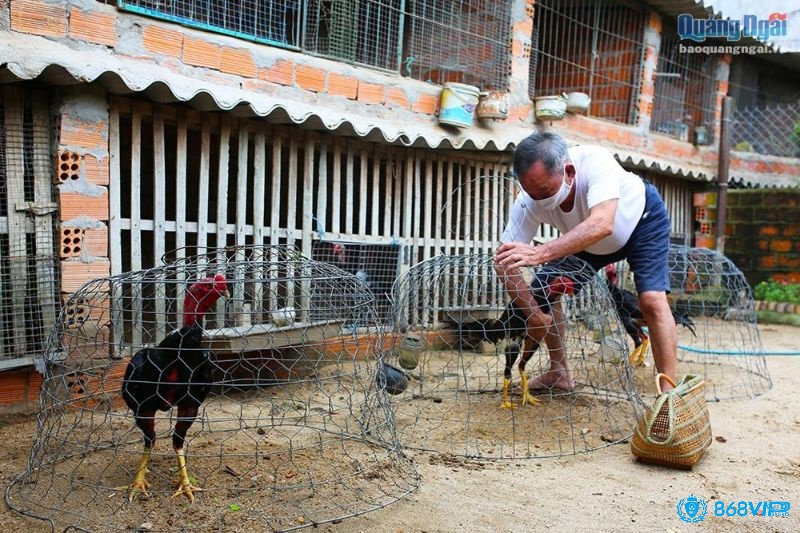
438 82 481 128
566 92 591 113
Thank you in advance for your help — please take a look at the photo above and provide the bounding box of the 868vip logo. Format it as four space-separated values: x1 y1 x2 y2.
714 500 791 517
677 495 791 523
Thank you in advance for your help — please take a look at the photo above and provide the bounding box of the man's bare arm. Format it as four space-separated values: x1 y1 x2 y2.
495 199 617 269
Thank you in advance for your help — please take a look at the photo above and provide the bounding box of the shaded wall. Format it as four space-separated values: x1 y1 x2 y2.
725 190 800 286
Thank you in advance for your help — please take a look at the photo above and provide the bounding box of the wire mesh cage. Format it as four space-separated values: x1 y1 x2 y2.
404 0 513 90
0 86 60 370
310 240 401 324
304 0 403 70
7 246 417 532
614 245 771 401
118 0 303 49
386 253 643 459
529 0 647 125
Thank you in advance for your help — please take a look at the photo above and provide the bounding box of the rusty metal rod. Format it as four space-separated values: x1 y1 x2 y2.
716 96 732 253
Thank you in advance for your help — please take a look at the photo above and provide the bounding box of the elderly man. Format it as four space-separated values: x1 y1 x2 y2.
495 131 678 392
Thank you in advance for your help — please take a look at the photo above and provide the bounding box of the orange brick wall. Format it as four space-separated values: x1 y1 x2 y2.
0 367 42 413
6 0 798 290
725 190 800 286
56 87 111 296
6 0 447 121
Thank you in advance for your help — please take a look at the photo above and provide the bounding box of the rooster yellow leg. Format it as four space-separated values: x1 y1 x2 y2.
122 446 152 502
629 336 650 367
500 378 516 409
518 338 541 407
639 336 650 364
519 371 541 406
120 413 156 502
172 447 203 502
501 344 520 409
628 343 644 367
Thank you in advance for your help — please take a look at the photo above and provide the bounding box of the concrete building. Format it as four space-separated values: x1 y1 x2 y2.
0 0 798 407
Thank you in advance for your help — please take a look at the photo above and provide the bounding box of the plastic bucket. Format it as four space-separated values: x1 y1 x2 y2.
438 82 480 128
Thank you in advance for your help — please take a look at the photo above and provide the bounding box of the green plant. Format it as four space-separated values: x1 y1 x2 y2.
754 279 800 304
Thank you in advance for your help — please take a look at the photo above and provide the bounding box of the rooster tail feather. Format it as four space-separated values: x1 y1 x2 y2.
674 313 697 337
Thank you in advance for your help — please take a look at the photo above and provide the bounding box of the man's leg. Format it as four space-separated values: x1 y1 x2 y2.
496 266 553 338
638 291 677 392
529 297 575 391
496 262 580 392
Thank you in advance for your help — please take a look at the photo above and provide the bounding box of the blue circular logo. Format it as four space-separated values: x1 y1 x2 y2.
677 494 708 523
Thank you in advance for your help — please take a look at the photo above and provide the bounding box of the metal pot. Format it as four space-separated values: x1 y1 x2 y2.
397 335 423 370
476 91 509 120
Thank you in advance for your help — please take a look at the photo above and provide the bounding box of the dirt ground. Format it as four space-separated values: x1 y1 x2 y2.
2 324 799 532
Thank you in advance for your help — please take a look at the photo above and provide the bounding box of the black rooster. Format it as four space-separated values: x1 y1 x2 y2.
604 264 696 367
450 276 575 409
121 274 228 503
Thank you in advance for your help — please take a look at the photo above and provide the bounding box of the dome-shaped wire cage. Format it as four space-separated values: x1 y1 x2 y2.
6 246 417 532
666 245 770 400
385 253 644 459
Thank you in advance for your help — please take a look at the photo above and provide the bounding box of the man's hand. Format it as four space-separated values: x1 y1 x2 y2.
495 242 549 270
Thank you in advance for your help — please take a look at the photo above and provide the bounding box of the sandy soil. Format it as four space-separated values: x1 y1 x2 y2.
3 324 799 532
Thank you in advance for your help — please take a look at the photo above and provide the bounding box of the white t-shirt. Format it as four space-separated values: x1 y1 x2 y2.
502 145 646 255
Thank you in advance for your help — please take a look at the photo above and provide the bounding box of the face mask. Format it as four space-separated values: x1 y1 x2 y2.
529 175 572 211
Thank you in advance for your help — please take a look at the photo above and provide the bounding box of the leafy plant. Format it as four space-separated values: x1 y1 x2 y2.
754 279 800 304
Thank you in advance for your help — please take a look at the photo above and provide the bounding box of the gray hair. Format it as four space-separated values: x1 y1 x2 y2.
513 132 569 178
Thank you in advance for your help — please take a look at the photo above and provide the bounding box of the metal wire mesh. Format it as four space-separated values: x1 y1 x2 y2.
614 245 771 401
404 0 513 90
0 87 59 368
387 253 643 459
7 245 417 531
650 24 717 142
118 0 303 48
304 0 403 70
310 240 401 324
666 245 771 401
730 102 800 158
529 0 646 124
432 174 562 264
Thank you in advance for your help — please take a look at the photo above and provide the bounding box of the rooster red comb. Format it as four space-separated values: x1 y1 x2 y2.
182 274 229 327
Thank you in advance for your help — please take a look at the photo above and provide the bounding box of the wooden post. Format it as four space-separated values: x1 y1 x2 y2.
269 133 283 314
345 140 354 235
197 117 211 264
371 144 380 236
301 133 315 321
32 92 57 339
3 87 28 357
109 101 124 353
235 121 250 325
215 115 231 327
174 111 188 324
285 132 298 311
358 147 368 235
129 104 143 347
331 137 342 235
252 124 267 323
152 109 167 339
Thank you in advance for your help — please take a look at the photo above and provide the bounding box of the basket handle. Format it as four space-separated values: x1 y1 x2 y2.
655 373 677 395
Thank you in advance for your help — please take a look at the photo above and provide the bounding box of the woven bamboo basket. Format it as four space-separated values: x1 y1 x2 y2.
631 374 712 468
